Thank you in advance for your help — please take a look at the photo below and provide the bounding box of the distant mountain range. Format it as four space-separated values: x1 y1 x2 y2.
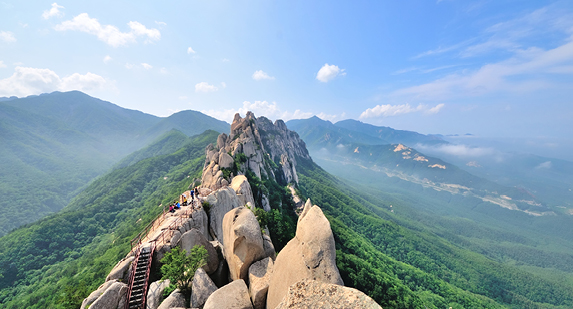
0 91 229 236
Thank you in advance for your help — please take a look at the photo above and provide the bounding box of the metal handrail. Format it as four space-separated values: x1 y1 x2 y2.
124 247 141 309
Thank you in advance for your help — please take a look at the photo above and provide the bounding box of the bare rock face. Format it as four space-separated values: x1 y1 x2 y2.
81 279 118 309
262 233 276 260
249 257 274 309
205 187 241 242
266 204 343 309
88 281 127 309
203 279 253 309
157 289 186 309
276 279 381 309
222 206 265 281
191 267 218 308
179 228 219 274
146 279 171 309
230 175 255 207
187 207 209 239
105 256 134 282
219 152 234 169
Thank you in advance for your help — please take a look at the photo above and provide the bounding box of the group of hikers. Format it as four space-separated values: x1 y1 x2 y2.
168 186 199 213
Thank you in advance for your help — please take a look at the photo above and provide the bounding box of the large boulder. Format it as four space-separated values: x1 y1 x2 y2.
249 257 274 309
180 229 219 274
219 152 234 169
203 279 253 309
191 267 218 308
146 279 171 309
157 289 186 309
88 281 127 309
205 187 241 242
188 207 209 239
81 279 118 309
230 175 255 207
262 233 276 260
222 206 265 281
210 259 230 288
266 205 343 309
276 279 381 309
106 256 134 282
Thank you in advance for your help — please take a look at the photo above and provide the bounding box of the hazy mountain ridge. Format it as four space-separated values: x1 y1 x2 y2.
0 91 230 236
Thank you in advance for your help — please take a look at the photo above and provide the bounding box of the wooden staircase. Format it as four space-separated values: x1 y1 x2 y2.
125 244 155 309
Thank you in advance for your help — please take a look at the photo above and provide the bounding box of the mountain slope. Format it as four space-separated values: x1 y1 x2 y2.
0 130 218 308
0 91 230 236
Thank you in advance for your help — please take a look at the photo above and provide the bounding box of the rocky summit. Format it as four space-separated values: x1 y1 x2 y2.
80 112 380 309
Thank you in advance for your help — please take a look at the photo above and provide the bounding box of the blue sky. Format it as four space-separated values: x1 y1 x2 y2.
1 1 572 143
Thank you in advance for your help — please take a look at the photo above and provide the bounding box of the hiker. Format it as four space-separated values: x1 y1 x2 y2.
169 205 175 213
181 194 187 206
190 189 195 201
194 187 199 198
176 202 181 209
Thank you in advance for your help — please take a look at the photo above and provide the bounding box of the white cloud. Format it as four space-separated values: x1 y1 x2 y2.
394 38 573 101
0 31 16 43
221 82 227 88
316 63 346 82
535 161 552 169
0 66 108 97
222 58 230 62
0 61 6 68
195 82 218 93
103 55 112 63
54 13 160 47
360 103 445 118
416 143 496 157
125 63 134 69
427 103 445 114
160 67 168 74
252 70 275 81
201 101 346 124
141 63 152 70
42 3 64 19
155 21 167 27
187 47 196 54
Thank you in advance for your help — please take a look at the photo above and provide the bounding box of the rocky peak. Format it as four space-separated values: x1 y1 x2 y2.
201 112 311 206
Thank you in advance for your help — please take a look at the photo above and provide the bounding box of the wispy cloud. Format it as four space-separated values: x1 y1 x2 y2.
416 143 496 157
187 47 196 54
55 13 160 47
0 66 108 97
0 31 16 43
195 82 218 93
103 55 112 63
42 3 64 19
202 101 346 123
360 103 445 119
252 70 275 81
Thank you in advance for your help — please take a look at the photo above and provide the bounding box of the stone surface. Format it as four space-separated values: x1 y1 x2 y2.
189 207 209 239
157 289 186 309
180 229 219 274
219 152 234 169
81 279 118 309
89 281 127 309
203 279 253 309
205 187 241 243
146 279 171 309
210 259 230 288
249 257 274 309
191 267 218 308
267 205 343 309
262 233 276 261
106 256 134 282
276 279 381 309
230 175 255 207
222 206 265 281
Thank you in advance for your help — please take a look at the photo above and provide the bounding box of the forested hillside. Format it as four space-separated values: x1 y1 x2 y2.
0 130 218 308
0 91 229 236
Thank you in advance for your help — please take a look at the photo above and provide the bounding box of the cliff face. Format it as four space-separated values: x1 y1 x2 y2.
202 112 311 210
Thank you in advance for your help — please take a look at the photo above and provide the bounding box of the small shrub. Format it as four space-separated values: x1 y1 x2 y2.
160 245 207 295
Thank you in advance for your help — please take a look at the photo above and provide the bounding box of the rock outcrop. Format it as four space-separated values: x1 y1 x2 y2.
249 257 274 309
88 281 127 309
203 279 253 309
231 175 255 207
222 206 266 281
157 289 186 309
179 228 219 274
267 202 343 309
276 279 382 309
105 256 134 282
190 267 218 308
205 187 241 242
146 279 171 309
81 280 119 309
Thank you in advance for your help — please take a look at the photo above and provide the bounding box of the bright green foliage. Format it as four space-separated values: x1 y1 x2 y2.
0 130 218 309
160 245 207 294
